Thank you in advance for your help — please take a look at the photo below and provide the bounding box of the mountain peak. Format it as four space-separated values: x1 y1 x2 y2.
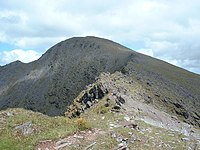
38 36 134 65
0 36 135 116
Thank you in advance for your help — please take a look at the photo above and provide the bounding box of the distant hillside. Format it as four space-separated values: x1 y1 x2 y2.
0 36 199 127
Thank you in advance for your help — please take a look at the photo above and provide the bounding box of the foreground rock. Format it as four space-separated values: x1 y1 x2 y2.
15 121 34 136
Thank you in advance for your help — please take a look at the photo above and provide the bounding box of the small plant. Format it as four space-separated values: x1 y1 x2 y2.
75 117 91 131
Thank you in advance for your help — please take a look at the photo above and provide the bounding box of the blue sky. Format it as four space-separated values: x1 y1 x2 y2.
0 43 16 51
0 0 200 74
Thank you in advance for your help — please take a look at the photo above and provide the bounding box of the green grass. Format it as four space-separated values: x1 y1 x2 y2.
0 108 79 150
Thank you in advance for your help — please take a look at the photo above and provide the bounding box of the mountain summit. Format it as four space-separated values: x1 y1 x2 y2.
0 36 134 115
0 36 200 127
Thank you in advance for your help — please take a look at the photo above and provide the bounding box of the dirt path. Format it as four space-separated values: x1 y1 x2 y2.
35 128 104 150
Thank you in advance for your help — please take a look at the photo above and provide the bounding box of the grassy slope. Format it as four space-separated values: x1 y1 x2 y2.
0 101 189 150
123 53 200 126
135 54 200 96
0 109 79 150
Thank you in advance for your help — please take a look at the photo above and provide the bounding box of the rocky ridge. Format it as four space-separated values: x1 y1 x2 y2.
65 70 200 128
65 71 200 149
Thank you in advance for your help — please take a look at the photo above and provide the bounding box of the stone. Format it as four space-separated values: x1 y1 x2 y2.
144 95 152 104
146 81 152 86
118 146 129 150
87 101 92 108
94 99 99 103
118 96 125 104
116 137 123 142
124 116 130 121
118 142 129 150
109 123 116 127
128 132 132 135
15 121 34 136
118 143 124 148
112 105 121 110
73 134 84 139
181 137 190 142
128 123 137 129
55 142 71 150
81 93 91 106
119 121 137 129
154 93 160 97
171 115 178 120
104 102 109 107
112 90 117 95
84 142 96 150
111 132 117 138
98 85 105 98
6 112 13 117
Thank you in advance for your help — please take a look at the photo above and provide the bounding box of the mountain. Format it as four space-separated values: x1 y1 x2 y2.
0 36 200 149
0 36 199 120
0 37 134 116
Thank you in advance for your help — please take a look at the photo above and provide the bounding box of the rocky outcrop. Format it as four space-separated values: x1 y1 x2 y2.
65 70 200 128
65 72 129 118
65 83 108 118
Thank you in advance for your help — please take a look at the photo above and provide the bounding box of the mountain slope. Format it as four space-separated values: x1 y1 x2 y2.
122 54 200 126
0 37 134 116
0 36 199 127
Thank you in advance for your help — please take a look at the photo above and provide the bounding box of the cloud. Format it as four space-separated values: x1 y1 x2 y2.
0 0 200 73
0 49 41 65
137 48 154 57
137 48 200 74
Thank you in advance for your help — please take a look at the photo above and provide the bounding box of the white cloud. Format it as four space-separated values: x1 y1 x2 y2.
14 37 67 49
0 0 200 73
162 58 200 74
137 48 154 57
136 48 200 75
0 49 41 65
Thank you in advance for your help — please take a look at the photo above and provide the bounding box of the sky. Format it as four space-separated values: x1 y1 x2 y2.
0 0 200 74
